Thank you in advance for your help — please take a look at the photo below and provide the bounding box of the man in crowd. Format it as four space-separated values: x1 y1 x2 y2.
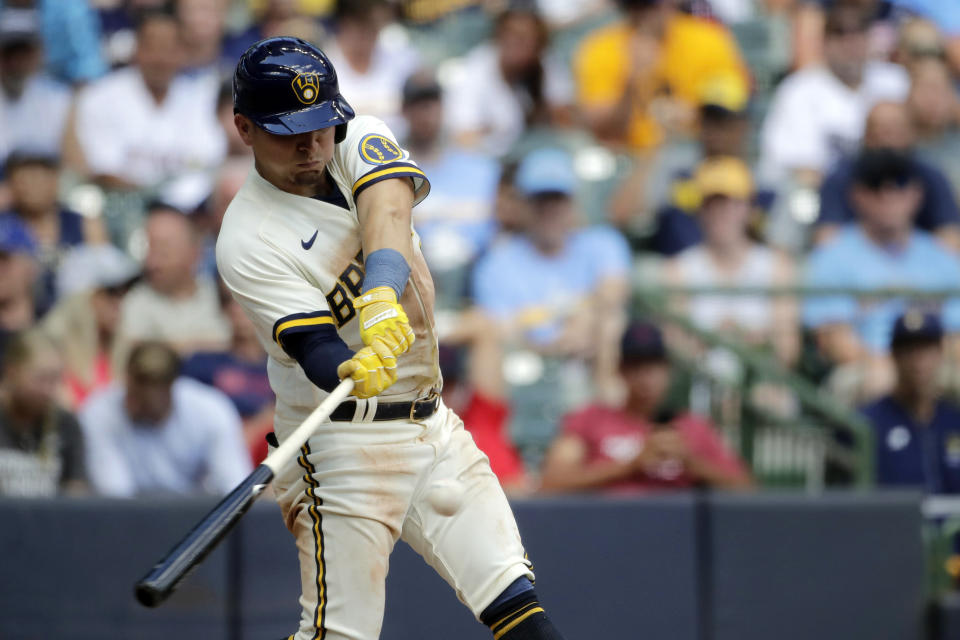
574 0 749 151
117 204 229 356
80 341 251 496
610 71 757 252
70 7 224 211
2 150 104 315
471 147 630 462
0 330 86 497
760 5 909 185
324 0 419 133
540 320 751 492
0 7 70 166
401 69 500 308
860 310 960 492
804 149 960 401
815 101 960 250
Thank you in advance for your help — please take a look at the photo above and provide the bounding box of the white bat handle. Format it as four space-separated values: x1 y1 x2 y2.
261 378 355 474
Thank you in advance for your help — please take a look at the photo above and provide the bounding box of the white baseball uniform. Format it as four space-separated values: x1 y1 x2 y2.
216 115 532 640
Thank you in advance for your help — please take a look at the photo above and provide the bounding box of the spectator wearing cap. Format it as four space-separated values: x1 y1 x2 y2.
116 204 230 358
2 151 106 316
0 213 38 334
400 69 500 309
472 147 630 367
0 7 71 166
859 310 960 492
471 148 631 462
664 157 799 367
610 71 759 244
68 8 225 211
447 4 573 156
803 148 960 402
540 320 751 493
80 341 252 497
573 0 749 151
760 5 909 185
40 244 140 409
182 279 274 464
323 0 419 134
815 101 960 251
0 330 87 497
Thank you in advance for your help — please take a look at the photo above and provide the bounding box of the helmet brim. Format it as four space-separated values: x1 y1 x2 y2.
252 94 355 136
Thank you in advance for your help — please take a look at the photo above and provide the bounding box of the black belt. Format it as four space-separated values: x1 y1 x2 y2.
265 396 440 448
328 395 440 422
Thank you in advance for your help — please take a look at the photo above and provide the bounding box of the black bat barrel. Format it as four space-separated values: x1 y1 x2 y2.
134 464 275 607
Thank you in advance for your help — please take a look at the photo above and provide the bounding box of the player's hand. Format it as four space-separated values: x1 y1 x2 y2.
353 286 415 356
336 342 398 399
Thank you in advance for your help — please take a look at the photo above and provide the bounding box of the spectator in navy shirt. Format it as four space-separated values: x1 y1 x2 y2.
815 101 960 251
860 310 960 493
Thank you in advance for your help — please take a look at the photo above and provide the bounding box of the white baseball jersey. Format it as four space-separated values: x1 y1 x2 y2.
216 115 441 426
217 115 532 640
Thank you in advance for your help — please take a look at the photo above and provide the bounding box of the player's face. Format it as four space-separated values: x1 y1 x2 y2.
235 114 336 197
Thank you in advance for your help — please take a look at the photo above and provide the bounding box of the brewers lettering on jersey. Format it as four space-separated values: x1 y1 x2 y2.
217 38 566 640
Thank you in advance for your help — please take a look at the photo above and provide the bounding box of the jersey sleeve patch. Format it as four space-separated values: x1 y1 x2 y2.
273 311 336 348
352 161 429 201
358 133 404 165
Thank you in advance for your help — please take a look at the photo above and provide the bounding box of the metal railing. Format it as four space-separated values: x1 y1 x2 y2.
631 281 960 489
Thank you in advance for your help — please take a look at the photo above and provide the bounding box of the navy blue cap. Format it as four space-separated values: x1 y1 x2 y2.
621 320 667 363
233 37 355 137
891 310 943 348
0 214 35 256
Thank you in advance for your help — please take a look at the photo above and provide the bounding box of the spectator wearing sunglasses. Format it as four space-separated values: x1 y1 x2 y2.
803 148 960 402
815 101 960 251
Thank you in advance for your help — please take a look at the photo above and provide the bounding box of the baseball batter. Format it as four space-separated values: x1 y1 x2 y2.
217 38 566 640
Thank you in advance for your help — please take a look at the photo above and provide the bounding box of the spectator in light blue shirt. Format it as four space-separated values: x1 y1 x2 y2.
804 148 960 400
472 147 631 348
471 147 632 463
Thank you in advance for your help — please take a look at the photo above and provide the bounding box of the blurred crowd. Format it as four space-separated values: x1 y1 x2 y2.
1 0 960 501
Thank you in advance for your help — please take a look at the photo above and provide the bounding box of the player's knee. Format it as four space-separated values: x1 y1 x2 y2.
480 578 565 640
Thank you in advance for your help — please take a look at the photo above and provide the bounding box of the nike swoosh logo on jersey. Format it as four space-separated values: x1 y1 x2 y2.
301 230 318 250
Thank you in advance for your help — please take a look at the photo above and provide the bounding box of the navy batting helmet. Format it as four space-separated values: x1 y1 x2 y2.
233 37 355 142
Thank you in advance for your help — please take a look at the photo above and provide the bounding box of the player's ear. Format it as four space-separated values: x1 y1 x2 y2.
234 114 255 146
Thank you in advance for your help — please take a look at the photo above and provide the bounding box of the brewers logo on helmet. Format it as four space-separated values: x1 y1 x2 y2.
233 37 354 140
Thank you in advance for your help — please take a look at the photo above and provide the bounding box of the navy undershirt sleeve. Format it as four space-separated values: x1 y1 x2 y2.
280 325 354 392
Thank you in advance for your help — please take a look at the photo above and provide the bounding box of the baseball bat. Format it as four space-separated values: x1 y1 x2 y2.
134 378 355 607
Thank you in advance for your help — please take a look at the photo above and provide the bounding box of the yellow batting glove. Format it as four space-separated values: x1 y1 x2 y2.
353 286 416 356
336 341 398 399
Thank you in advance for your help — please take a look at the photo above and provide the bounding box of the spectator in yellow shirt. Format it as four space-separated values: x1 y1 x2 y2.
574 0 750 152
